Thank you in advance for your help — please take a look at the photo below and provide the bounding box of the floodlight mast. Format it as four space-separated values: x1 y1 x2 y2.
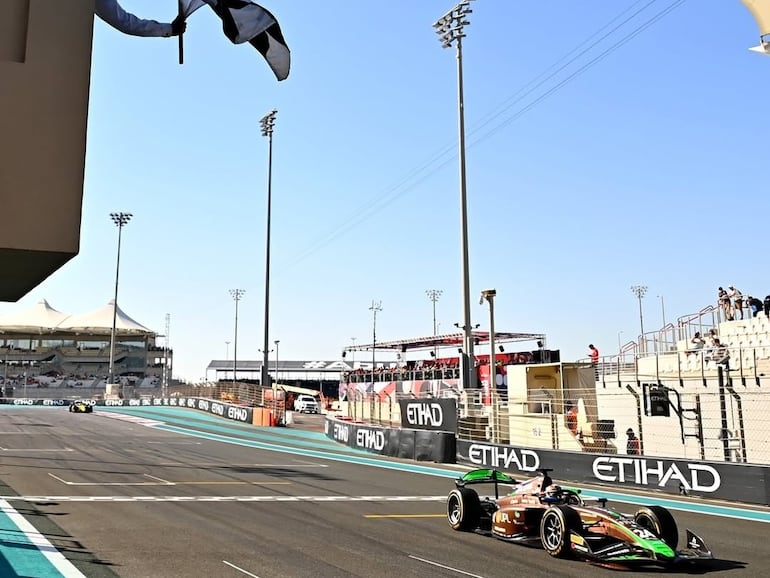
260 109 278 412
107 211 132 395
433 0 475 390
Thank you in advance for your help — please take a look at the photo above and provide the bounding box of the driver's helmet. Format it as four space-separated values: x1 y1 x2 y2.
543 484 562 498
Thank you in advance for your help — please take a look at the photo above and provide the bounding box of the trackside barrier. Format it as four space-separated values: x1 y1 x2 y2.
455 439 770 506
0 397 256 425
324 416 455 463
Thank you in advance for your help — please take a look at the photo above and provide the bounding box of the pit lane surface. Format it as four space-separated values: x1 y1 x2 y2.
0 406 765 577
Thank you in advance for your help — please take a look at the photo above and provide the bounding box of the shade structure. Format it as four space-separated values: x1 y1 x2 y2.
55 300 153 335
0 299 70 333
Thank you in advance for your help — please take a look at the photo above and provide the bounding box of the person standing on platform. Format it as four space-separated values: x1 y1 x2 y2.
588 344 599 379
626 428 641 455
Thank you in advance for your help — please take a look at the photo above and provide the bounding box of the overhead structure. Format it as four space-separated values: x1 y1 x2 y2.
345 330 546 353
741 0 770 53
0 299 154 336
0 0 94 300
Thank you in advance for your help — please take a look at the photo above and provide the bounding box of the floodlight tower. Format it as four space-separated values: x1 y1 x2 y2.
434 0 476 390
260 109 277 399
229 289 245 386
107 211 132 392
631 285 648 350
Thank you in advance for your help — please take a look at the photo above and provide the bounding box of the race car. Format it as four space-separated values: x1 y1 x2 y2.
447 468 713 567
69 400 93 413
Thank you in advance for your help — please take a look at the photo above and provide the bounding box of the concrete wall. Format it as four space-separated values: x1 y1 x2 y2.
0 0 94 300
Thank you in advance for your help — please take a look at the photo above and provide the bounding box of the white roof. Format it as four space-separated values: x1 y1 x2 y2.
0 300 70 333
56 300 153 335
0 299 154 336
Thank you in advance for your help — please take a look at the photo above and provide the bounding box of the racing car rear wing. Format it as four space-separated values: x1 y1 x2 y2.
455 468 518 499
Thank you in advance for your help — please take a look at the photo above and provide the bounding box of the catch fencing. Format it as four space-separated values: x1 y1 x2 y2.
340 373 770 466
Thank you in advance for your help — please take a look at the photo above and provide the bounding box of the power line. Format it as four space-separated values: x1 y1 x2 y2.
278 0 686 272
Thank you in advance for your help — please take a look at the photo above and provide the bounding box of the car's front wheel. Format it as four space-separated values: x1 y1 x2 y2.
634 505 678 550
540 505 582 558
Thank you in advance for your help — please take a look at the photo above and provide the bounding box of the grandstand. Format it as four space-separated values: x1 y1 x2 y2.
590 303 770 464
338 303 770 465
0 299 170 397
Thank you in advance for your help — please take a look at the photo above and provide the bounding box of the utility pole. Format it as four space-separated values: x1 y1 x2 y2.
631 285 648 351
229 289 245 386
163 313 171 395
369 301 382 377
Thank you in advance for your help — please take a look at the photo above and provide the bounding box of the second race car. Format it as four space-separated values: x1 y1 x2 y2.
69 400 94 413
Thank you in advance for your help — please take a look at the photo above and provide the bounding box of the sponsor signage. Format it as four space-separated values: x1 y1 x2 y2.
355 427 386 452
0 398 72 406
592 456 721 493
456 439 770 505
89 396 254 424
465 442 541 472
325 417 455 463
332 421 351 444
643 383 671 417
398 398 457 432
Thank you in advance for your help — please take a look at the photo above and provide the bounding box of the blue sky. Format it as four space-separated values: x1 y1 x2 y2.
3 0 769 381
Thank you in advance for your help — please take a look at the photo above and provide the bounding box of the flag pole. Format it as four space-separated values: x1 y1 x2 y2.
178 0 184 65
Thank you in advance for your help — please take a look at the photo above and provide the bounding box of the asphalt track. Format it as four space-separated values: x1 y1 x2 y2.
0 406 768 578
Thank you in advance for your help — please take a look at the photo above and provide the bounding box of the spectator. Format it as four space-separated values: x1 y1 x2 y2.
565 401 578 435
626 428 641 455
689 332 705 355
718 287 733 321
747 296 763 318
588 344 599 379
709 338 730 368
706 329 719 349
728 286 744 320
764 295 770 318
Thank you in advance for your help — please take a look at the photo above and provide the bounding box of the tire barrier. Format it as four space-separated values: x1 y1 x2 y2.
325 416 456 463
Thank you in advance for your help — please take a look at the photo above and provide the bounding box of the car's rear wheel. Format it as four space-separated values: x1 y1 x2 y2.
634 506 678 550
447 488 481 531
540 505 582 558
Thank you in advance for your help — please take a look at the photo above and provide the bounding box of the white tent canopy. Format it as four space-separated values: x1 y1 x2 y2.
0 299 70 333
56 300 153 335
0 299 154 336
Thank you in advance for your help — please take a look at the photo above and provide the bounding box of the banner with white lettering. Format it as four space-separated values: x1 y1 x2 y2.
456 439 770 505
397 398 457 432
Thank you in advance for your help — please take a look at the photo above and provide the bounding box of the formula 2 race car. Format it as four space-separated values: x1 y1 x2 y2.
446 468 713 568
69 400 93 413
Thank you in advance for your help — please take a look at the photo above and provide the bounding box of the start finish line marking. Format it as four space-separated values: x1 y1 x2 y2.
1 495 447 503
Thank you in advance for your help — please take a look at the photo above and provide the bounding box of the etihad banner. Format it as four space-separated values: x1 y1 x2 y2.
456 439 770 504
0 396 253 424
324 417 455 463
0 398 72 406
397 398 457 432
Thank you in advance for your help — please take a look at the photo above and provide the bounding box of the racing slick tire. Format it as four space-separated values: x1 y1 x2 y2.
540 505 582 558
447 488 481 532
634 505 678 550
